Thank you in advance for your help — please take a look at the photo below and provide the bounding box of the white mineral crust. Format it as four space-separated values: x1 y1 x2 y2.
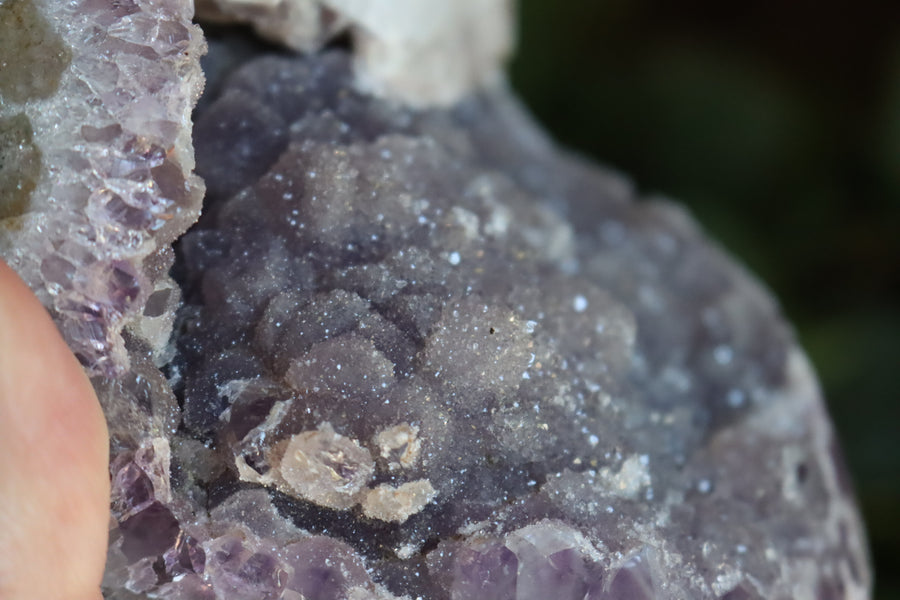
196 0 514 105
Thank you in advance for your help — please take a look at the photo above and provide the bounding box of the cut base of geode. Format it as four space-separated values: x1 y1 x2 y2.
98 42 870 600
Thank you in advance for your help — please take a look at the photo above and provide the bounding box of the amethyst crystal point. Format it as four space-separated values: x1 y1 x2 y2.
429 539 519 600
282 536 373 599
204 534 288 599
503 521 599 600
599 553 657 600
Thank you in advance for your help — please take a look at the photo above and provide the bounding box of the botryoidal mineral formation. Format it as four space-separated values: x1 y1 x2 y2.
0 3 871 600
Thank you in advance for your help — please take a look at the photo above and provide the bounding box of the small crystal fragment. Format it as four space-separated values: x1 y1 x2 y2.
277 423 375 510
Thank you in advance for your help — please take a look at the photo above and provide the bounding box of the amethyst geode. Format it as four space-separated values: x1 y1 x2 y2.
96 48 871 599
0 3 870 596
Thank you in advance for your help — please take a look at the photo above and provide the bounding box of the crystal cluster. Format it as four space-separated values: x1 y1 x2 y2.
95 50 872 599
0 0 205 376
0 2 871 599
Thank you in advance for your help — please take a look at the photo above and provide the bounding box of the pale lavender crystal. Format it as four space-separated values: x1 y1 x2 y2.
0 0 205 376
155 575 216 600
599 555 657 600
118 502 180 562
445 542 518 600
204 536 287 599
282 537 373 599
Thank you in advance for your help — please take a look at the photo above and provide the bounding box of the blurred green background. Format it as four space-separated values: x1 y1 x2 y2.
510 1 899 597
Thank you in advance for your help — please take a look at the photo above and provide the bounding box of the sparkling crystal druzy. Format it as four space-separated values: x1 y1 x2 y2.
94 49 874 599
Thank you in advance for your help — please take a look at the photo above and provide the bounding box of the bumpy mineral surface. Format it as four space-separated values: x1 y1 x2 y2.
95 47 873 599
0 4 871 599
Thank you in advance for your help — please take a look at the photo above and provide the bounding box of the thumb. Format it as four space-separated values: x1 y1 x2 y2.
0 259 110 600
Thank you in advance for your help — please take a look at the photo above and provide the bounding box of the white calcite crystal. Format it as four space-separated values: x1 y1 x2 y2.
362 479 438 524
375 422 422 470
277 423 375 510
0 3 872 600
196 0 514 105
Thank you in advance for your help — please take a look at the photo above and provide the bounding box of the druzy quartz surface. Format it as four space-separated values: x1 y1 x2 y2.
0 3 871 598
91 49 871 599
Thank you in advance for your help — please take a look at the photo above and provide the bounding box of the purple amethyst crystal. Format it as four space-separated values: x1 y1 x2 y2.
119 502 181 562
452 544 518 600
204 536 287 599
282 537 373 599
599 554 656 600
428 539 519 600
162 532 206 577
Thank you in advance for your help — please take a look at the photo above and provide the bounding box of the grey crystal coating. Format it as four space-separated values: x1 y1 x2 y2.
93 50 873 599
